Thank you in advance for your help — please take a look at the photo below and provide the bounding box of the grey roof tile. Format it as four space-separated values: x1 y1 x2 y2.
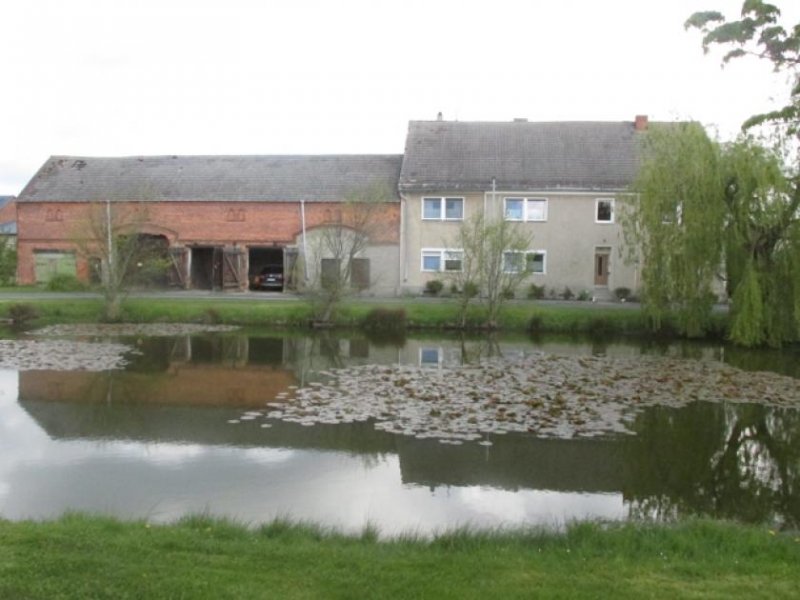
399 120 644 192
18 155 403 203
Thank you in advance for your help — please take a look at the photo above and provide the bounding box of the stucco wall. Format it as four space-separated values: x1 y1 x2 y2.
401 191 640 297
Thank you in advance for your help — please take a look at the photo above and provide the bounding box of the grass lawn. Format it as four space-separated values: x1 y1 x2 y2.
0 515 797 599
0 295 728 340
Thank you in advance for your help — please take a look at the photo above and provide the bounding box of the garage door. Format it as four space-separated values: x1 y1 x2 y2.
34 250 77 283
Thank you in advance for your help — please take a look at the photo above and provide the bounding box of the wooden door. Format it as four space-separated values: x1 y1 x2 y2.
594 251 610 286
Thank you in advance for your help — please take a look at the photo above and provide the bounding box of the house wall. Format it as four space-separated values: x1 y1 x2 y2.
16 200 400 287
401 191 639 297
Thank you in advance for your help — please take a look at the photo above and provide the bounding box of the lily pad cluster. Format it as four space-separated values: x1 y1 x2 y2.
0 339 134 371
252 353 800 443
33 323 239 337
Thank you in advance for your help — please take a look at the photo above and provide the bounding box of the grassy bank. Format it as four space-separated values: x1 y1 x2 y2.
0 296 729 340
0 515 797 599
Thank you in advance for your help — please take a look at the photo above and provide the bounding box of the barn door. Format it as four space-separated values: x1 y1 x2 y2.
222 246 247 290
167 247 188 288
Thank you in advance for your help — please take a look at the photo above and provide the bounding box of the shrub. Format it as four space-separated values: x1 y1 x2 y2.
462 281 479 298
424 279 444 296
0 243 16 285
614 287 632 302
577 290 592 302
561 287 574 301
46 274 87 292
362 307 407 333
501 288 515 300
7 303 38 327
362 308 407 345
527 284 546 300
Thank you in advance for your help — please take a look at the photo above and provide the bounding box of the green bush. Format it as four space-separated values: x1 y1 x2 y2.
424 279 444 295
7 303 38 327
46 274 87 292
361 307 407 333
577 290 592 302
0 243 16 285
561 287 574 301
527 284 546 300
614 287 632 302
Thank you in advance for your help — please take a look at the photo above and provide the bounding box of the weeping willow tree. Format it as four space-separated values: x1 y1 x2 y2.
621 124 800 347
620 122 726 337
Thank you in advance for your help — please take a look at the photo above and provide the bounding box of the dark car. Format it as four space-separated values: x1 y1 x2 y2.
251 265 284 291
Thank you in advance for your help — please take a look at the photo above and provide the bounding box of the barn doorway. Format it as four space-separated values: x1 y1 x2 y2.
249 247 284 291
191 246 223 290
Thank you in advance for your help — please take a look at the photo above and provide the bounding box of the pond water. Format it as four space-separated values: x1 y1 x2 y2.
1 329 799 535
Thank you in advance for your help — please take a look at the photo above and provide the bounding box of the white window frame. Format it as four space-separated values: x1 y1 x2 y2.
419 347 443 368
421 248 463 273
504 197 548 222
595 198 614 224
503 250 547 275
422 197 464 221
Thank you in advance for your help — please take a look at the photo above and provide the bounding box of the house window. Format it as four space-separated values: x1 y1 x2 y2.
596 199 614 223
421 249 463 272
503 250 546 274
662 202 683 225
422 197 463 221
420 347 441 368
504 197 547 221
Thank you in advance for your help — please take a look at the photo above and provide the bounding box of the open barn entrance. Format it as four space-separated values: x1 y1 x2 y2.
127 234 170 288
249 247 285 291
191 246 223 290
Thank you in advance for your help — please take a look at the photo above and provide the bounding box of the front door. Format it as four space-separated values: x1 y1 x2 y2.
594 251 610 286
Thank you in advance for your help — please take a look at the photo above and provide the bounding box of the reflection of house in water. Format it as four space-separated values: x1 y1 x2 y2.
21 335 299 409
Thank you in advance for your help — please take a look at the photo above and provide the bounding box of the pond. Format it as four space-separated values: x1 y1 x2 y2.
1 327 799 536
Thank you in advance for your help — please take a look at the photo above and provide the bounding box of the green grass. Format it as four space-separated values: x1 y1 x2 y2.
0 515 797 599
0 296 729 340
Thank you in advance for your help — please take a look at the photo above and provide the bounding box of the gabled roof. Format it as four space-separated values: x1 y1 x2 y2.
399 120 643 193
18 155 403 203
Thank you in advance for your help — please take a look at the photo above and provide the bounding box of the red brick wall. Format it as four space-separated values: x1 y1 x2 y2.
16 200 400 285
0 199 15 224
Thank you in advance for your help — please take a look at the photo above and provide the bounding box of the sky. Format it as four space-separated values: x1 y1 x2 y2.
3 0 799 195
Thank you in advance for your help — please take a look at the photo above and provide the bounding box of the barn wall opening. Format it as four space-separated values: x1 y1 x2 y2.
127 234 170 288
249 247 284 291
191 246 223 290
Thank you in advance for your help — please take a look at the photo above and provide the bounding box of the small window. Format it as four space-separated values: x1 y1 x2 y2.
596 199 614 223
504 197 547 221
422 197 464 221
443 251 463 272
420 347 441 368
421 249 463 272
503 251 525 273
527 199 547 221
526 252 546 274
422 251 441 272
445 198 463 220
503 250 546 274
505 198 524 220
423 198 442 220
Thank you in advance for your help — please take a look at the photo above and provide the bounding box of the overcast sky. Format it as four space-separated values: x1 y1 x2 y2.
3 0 798 195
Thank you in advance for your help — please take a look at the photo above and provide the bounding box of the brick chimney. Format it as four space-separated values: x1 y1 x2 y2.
634 115 648 131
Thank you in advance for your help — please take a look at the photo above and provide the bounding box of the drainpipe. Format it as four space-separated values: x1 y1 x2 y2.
300 199 308 282
106 198 113 285
398 192 407 291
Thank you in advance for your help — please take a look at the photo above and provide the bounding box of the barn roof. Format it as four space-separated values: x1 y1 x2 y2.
18 155 403 202
399 120 644 193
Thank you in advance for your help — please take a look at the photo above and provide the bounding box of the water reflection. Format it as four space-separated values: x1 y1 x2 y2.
2 332 799 532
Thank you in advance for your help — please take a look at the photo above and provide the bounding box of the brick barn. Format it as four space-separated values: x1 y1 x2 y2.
15 154 402 292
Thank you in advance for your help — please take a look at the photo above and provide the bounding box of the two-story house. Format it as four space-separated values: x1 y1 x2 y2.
398 117 647 298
